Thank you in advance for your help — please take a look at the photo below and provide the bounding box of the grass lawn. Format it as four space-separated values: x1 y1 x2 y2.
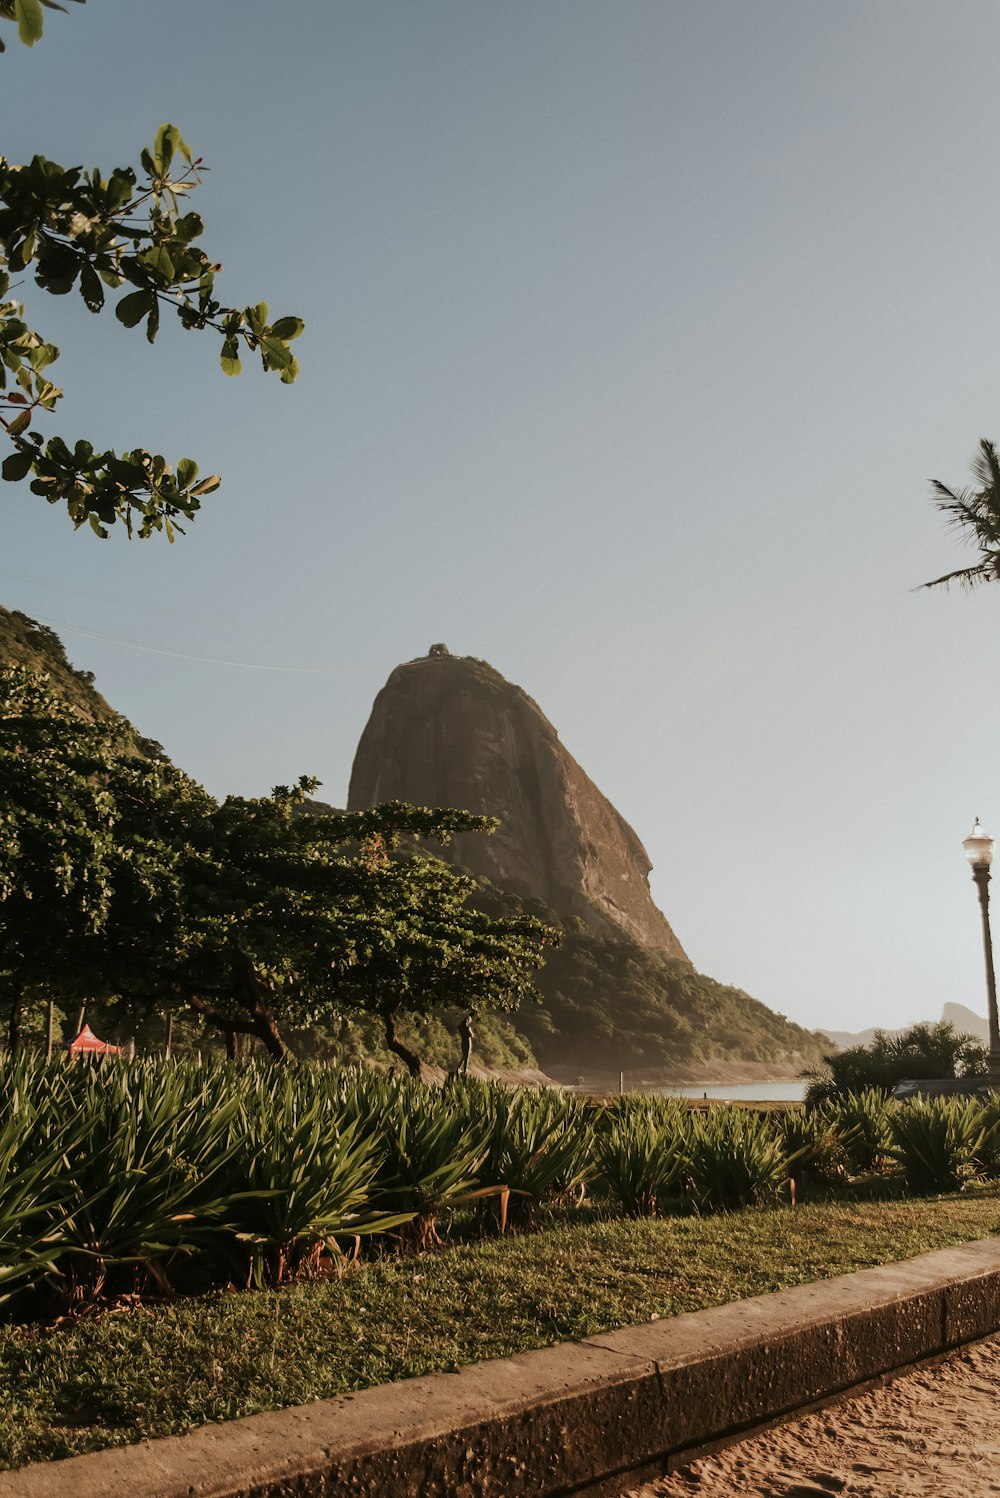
3 1189 1000 1470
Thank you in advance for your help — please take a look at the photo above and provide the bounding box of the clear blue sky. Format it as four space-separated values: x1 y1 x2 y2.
5 1 1000 1036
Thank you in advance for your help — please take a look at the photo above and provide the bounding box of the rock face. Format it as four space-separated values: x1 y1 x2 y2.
348 648 687 958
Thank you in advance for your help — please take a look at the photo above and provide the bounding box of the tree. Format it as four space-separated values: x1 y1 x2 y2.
1 2 303 538
0 666 192 1046
803 1021 987 1105
290 834 555 1077
920 438 1000 590
138 786 555 1069
0 667 555 1063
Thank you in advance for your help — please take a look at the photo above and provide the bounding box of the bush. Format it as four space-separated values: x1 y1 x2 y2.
826 1089 891 1176
686 1109 790 1212
597 1105 688 1216
885 1098 986 1195
472 1084 594 1229
804 1022 987 1106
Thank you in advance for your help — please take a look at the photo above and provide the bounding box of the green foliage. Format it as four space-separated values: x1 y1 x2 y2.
5 1052 1000 1318
596 1103 688 1216
777 1107 847 1196
210 1072 390 1288
489 904 827 1078
0 664 553 1066
685 1108 791 1212
364 1084 489 1247
804 1022 987 1106
975 1095 1000 1179
471 1083 594 1225
0 26 303 537
0 0 84 53
922 437 1000 590
885 1097 987 1195
826 1089 891 1175
44 1060 244 1300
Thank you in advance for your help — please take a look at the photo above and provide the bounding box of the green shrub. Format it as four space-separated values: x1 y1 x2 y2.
885 1098 986 1195
211 1073 390 1287
474 1084 594 1228
805 1022 987 1106
597 1106 688 1216
777 1108 847 1197
686 1110 790 1211
370 1087 489 1249
828 1089 891 1175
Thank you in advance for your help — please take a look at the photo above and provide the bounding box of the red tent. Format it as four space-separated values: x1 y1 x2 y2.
67 1024 121 1055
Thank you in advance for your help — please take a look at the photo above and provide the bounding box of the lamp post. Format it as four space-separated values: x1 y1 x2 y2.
962 818 1000 1086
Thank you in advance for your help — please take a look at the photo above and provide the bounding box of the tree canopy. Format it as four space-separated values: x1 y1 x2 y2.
0 667 555 1063
1 2 303 538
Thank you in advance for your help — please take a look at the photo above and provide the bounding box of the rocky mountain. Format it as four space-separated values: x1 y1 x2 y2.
349 646 827 1081
348 645 686 956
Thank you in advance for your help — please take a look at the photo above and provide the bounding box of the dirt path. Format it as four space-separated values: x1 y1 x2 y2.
628 1334 1000 1497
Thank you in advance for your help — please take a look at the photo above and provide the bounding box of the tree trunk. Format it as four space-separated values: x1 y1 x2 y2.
184 989 288 1064
383 1010 424 1079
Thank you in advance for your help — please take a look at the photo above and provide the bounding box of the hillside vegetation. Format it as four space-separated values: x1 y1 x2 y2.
470 883 827 1081
0 607 114 719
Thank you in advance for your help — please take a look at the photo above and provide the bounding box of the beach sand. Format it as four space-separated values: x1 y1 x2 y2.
627 1333 1000 1497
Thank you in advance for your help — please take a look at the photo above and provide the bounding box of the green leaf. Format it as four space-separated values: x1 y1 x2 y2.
269 317 305 342
262 337 292 369
189 474 221 497
1 451 33 482
115 290 154 329
141 246 175 283
219 339 241 377
79 263 104 314
7 410 31 438
153 124 180 176
176 458 198 489
15 0 44 46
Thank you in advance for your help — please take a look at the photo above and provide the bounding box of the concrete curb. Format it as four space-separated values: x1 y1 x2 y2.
3 1237 1000 1498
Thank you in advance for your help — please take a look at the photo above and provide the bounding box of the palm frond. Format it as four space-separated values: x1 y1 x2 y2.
921 440 1000 589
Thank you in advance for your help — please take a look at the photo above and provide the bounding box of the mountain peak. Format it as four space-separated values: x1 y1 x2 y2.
348 651 686 957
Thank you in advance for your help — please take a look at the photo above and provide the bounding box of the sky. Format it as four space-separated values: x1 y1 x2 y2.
4 1 1000 1038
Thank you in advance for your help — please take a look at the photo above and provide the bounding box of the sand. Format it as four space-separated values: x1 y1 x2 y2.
628 1333 1000 1498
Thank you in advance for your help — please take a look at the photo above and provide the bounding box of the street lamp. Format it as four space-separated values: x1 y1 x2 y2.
962 818 1000 1086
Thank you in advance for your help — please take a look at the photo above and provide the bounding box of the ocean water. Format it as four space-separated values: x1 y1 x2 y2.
652 1081 808 1102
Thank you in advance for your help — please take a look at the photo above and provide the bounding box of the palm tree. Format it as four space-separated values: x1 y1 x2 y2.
922 438 1000 590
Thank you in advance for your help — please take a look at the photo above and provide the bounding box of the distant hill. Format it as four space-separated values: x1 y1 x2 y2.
348 646 686 954
819 1002 989 1051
